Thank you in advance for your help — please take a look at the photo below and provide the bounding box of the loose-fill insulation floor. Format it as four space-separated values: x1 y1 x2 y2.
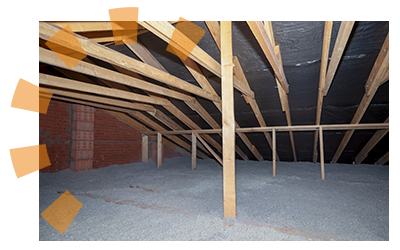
39 157 389 241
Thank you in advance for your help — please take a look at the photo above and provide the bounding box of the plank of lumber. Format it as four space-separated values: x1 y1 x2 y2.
261 22 294 161
43 87 156 113
221 21 236 218
319 127 325 180
39 47 194 102
323 21 355 96
138 21 254 99
198 23 264 161
192 132 197 171
180 55 248 160
272 129 276 177
313 21 333 163
375 152 389 165
39 73 169 106
142 134 148 162
157 132 163 168
39 22 220 103
123 40 224 156
193 132 222 166
354 117 389 164
247 21 289 93
330 33 388 163
143 123 389 135
365 33 389 96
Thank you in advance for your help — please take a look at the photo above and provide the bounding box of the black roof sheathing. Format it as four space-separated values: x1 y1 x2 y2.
109 21 389 164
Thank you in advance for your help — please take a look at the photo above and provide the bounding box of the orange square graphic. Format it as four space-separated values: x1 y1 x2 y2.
108 7 138 45
11 78 52 114
45 25 87 69
10 144 51 178
166 17 206 61
41 191 83 234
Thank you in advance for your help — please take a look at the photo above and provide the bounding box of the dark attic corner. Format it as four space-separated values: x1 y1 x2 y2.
37 21 389 240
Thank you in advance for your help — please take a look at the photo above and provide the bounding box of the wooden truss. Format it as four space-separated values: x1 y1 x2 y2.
39 21 389 218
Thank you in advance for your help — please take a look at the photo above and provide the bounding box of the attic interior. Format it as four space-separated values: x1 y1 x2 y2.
38 21 389 240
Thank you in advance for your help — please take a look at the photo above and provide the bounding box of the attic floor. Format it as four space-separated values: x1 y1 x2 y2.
39 157 389 241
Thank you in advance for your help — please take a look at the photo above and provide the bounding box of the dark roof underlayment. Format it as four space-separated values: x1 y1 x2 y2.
44 21 389 165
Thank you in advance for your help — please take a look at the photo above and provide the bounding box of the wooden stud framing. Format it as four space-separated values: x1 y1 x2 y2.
144 123 389 135
247 21 289 93
39 22 220 103
138 21 254 99
313 21 333 163
323 21 355 96
272 129 276 177
375 152 389 165
193 132 222 166
142 134 148 162
331 32 388 163
319 127 325 180
39 47 195 102
354 117 389 164
157 132 163 168
221 21 236 218
192 132 197 171
263 22 295 161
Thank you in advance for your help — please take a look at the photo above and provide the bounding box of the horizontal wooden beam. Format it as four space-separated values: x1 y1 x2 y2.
143 123 389 135
39 22 220 103
43 88 156 113
39 73 169 106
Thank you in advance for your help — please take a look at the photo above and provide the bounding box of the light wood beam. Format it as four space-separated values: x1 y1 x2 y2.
138 21 254 99
375 152 389 165
39 22 220 103
323 21 355 95
193 132 222 166
319 127 325 180
263 22 295 161
144 123 389 135
365 33 389 96
202 22 265 161
221 21 236 218
272 129 276 177
247 21 289 93
331 33 389 163
157 132 163 168
192 132 197 171
124 40 226 157
39 47 195 102
39 73 169 106
313 21 333 163
354 117 389 164
142 134 148 162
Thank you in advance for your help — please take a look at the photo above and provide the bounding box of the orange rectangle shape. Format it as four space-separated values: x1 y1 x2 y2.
10 144 51 178
12 79 53 114
108 7 138 45
166 17 206 61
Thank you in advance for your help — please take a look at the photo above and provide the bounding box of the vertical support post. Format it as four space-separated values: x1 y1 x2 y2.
157 132 162 168
191 132 197 171
142 134 148 162
272 128 276 177
221 21 236 218
319 127 325 180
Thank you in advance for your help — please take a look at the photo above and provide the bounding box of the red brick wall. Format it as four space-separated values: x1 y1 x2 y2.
39 100 71 173
93 109 143 168
40 102 183 173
